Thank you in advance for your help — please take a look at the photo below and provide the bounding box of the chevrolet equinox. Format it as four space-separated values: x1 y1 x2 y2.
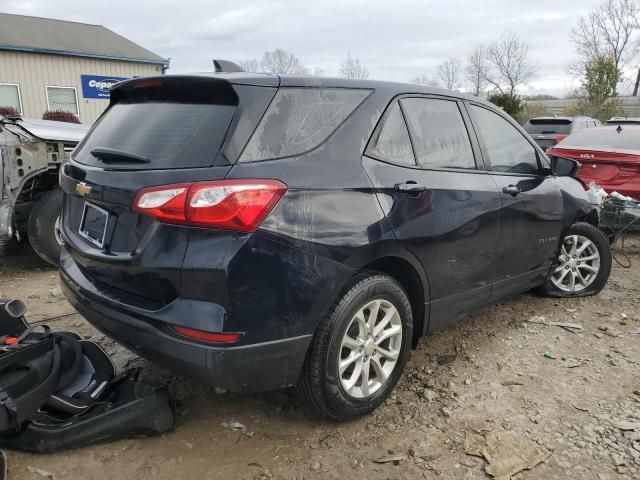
59 67 611 420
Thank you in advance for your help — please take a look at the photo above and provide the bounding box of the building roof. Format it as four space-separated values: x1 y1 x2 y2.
0 13 168 66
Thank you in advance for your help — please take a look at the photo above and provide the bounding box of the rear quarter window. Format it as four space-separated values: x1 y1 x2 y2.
239 87 371 162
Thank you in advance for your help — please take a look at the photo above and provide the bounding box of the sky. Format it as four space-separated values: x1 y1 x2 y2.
1 0 611 97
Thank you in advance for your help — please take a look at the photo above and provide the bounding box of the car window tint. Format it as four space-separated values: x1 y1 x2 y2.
366 101 415 166
470 105 540 175
240 87 371 162
400 98 476 169
74 102 236 170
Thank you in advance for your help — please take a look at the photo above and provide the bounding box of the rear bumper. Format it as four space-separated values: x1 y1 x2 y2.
60 247 312 392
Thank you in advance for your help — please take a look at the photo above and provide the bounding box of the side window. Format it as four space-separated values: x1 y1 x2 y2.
400 98 476 169
469 105 540 175
366 101 415 166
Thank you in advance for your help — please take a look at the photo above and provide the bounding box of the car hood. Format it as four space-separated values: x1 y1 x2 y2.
2 117 89 143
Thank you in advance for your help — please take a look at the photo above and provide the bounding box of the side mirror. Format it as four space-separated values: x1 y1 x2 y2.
551 156 580 177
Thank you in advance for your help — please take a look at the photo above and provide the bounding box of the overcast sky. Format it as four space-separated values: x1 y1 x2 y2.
2 0 609 96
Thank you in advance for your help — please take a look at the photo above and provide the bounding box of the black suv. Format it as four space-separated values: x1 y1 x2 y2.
59 69 611 420
524 116 602 150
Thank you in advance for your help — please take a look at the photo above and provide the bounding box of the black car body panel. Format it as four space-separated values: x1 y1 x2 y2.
59 73 597 392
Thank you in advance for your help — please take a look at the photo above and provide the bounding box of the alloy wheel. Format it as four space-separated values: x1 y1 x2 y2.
551 235 600 293
338 299 403 399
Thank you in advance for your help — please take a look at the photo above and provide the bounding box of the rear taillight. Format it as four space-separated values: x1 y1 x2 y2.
132 179 287 232
172 325 242 344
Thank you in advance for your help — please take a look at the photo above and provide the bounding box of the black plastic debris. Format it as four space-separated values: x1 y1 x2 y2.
0 369 174 453
0 298 175 453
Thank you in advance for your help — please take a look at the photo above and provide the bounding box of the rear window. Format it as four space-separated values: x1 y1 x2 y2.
239 87 371 162
559 128 640 150
524 119 572 135
74 102 235 169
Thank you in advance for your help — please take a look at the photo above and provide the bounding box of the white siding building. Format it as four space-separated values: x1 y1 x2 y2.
0 13 169 124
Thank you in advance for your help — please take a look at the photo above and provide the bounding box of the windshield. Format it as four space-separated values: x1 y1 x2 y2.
559 128 640 150
524 119 572 135
73 102 235 169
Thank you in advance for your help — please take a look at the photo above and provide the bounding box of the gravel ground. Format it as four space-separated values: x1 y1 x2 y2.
0 235 639 480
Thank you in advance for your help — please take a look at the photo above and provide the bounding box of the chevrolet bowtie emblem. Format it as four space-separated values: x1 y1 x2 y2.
76 182 91 196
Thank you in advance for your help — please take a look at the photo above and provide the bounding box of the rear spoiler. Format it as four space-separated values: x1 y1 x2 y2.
110 73 279 107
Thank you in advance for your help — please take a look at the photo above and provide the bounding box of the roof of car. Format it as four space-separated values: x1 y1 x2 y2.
528 116 595 122
167 71 491 104
588 125 640 132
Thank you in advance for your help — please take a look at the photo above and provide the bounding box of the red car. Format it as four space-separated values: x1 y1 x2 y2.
547 125 640 200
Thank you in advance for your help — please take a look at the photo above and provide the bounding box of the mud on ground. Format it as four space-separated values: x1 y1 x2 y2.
1 236 639 480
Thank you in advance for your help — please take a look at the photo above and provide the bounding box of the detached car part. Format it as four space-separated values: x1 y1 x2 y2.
0 116 88 264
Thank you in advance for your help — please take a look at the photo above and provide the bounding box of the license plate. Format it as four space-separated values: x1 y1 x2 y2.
79 203 109 248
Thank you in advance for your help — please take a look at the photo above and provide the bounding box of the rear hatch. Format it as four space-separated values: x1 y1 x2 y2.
524 118 572 150
60 75 277 307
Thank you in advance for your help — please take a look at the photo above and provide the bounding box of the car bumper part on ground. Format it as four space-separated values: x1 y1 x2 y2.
59 246 312 393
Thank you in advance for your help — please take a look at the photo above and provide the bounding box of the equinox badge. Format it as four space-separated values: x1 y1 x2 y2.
76 182 91 196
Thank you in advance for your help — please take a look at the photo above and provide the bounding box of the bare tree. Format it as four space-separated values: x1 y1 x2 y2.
571 0 639 71
436 57 462 90
238 59 259 73
260 48 308 75
340 52 369 79
570 0 640 94
465 45 490 96
485 31 538 97
412 74 439 87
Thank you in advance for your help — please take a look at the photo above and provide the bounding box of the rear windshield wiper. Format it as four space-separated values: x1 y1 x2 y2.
90 147 150 164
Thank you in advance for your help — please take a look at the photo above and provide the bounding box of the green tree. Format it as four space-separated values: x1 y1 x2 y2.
488 92 524 118
575 56 622 120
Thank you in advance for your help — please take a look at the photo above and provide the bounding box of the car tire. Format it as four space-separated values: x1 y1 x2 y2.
538 222 611 298
299 273 413 421
27 189 63 266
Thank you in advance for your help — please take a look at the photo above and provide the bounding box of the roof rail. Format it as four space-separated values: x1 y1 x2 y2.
213 60 245 73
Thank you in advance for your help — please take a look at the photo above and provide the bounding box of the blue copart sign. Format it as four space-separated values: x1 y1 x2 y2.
81 75 128 99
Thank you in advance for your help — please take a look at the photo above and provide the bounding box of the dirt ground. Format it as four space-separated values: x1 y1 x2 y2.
1 235 640 480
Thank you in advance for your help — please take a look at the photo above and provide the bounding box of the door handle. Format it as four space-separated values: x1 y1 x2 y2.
502 185 521 197
394 182 428 194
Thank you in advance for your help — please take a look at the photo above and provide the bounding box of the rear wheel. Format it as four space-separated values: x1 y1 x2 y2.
299 273 413 420
27 189 63 266
539 222 611 297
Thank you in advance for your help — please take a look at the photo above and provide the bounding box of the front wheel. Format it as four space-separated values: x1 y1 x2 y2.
299 273 413 421
539 222 612 297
